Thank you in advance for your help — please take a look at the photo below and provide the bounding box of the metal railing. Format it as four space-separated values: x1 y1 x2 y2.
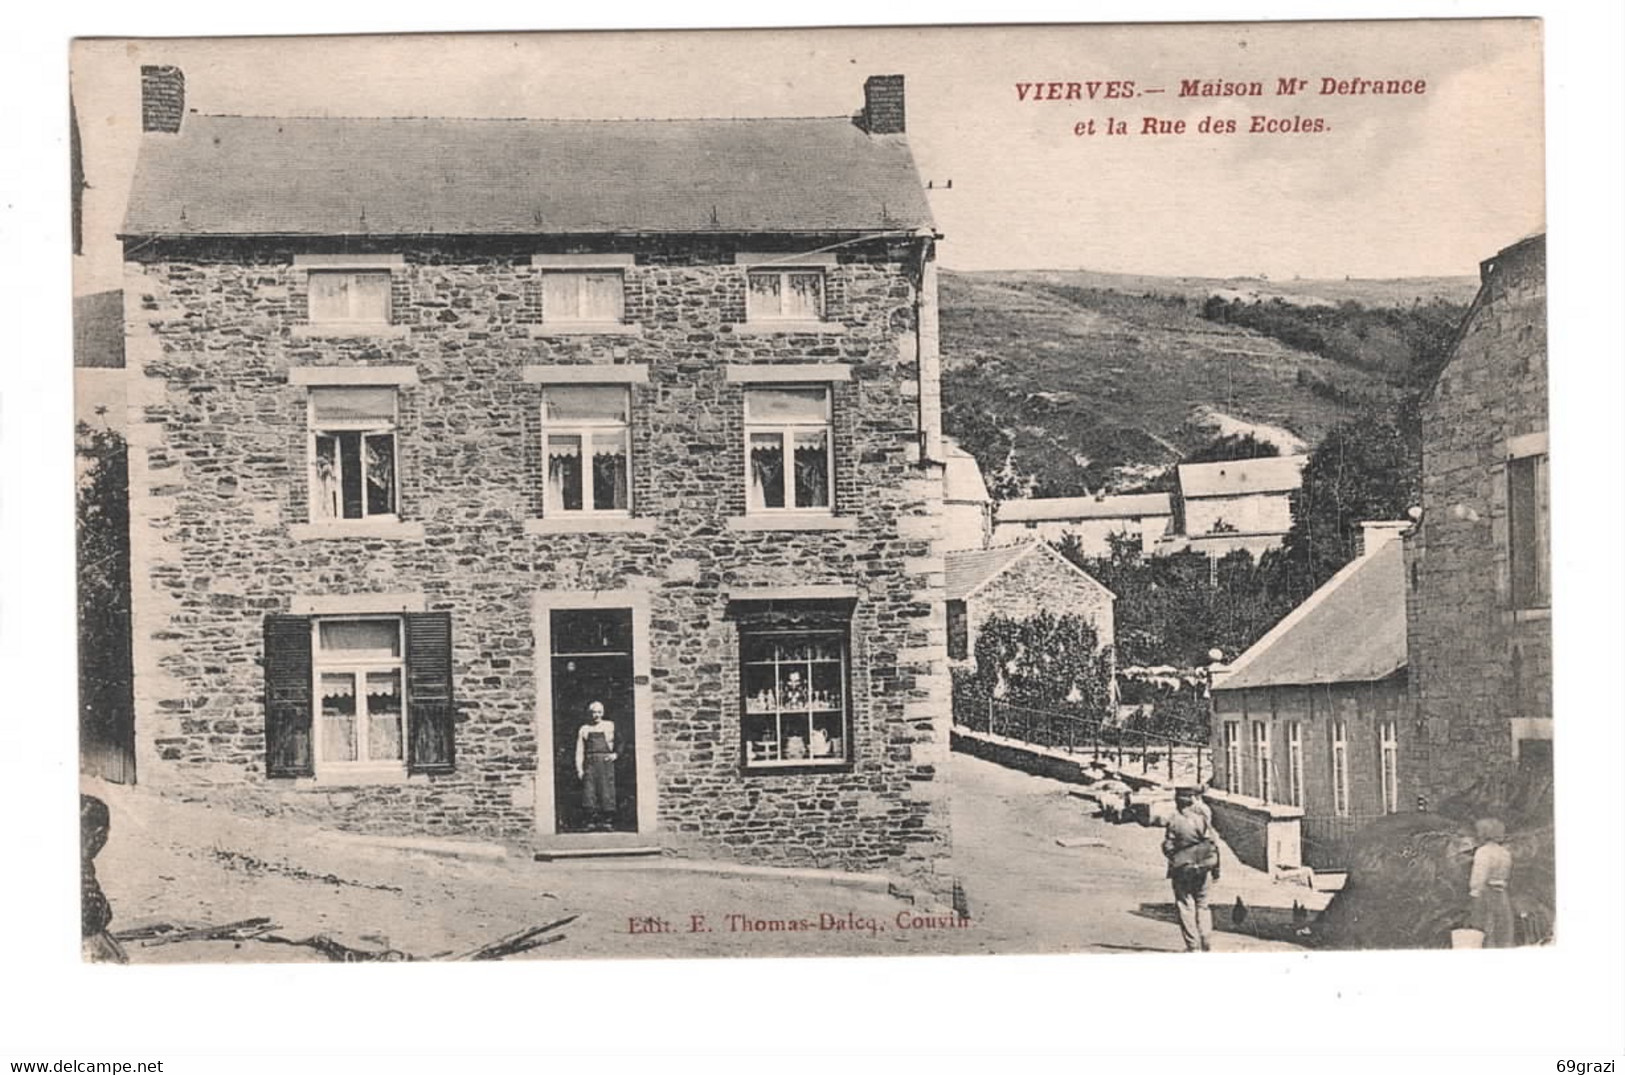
955 696 1212 786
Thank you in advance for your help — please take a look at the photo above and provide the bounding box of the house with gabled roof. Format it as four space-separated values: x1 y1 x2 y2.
1209 522 1410 870
119 66 954 884
944 541 1115 669
1167 454 1308 558
992 491 1173 555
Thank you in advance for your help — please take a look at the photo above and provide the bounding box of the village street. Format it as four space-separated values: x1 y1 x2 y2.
92 751 1322 963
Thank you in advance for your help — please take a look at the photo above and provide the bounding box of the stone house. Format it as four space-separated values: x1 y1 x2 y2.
991 492 1173 556
941 439 992 553
944 541 1115 667
1167 455 1307 558
1209 523 1409 871
1403 233 1550 804
119 67 954 884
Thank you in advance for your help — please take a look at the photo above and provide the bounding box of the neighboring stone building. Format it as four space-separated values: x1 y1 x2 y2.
991 492 1173 555
119 68 954 884
944 541 1114 666
1403 233 1550 805
941 438 992 553
1209 524 1409 871
1166 455 1307 558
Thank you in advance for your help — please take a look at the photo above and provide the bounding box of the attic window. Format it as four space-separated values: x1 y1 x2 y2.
748 270 825 322
309 270 392 325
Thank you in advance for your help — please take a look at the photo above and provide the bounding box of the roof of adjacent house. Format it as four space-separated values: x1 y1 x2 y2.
1216 538 1406 691
73 290 125 369
996 492 1173 523
1177 456 1307 499
121 115 935 238
943 440 990 504
945 541 1114 603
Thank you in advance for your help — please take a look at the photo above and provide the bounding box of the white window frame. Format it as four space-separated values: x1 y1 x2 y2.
1223 720 1241 794
744 384 834 515
1251 720 1271 804
312 616 407 775
541 270 626 325
307 387 401 524
746 268 827 323
1286 720 1304 808
739 625 850 771
1379 719 1400 815
1330 719 1350 817
541 385 633 516
306 269 393 326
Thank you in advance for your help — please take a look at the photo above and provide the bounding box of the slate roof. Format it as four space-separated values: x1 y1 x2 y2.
1216 539 1406 690
997 492 1172 523
945 541 1113 603
122 115 934 238
1177 456 1307 499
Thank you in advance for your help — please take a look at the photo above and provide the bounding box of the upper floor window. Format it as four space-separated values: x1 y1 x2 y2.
745 385 831 512
309 270 392 326
542 385 631 515
309 387 398 522
1507 449 1550 609
543 271 625 324
747 269 825 322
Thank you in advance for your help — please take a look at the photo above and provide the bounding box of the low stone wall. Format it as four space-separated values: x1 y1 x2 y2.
1206 789 1303 873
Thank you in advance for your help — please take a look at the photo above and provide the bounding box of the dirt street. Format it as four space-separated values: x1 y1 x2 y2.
88 752 1323 963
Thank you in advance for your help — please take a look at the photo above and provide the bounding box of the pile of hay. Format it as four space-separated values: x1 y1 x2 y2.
1315 769 1555 950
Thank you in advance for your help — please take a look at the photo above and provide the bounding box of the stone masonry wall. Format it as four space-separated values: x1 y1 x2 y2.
124 234 951 881
1402 235 1549 805
964 545 1115 657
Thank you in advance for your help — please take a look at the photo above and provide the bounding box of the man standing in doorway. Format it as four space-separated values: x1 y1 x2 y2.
1163 785 1221 951
575 701 618 832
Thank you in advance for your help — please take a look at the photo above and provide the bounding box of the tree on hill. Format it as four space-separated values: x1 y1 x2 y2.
1183 431 1281 465
1266 401 1422 604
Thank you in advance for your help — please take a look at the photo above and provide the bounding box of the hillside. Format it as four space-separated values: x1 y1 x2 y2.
939 269 1473 497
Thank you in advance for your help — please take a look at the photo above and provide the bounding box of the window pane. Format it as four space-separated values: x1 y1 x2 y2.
590 430 629 511
1509 456 1542 607
318 620 401 657
582 273 625 322
349 272 391 322
364 433 396 516
313 435 341 520
745 386 827 422
543 273 582 320
747 272 781 318
749 432 785 509
338 432 365 520
319 672 358 762
792 429 830 508
308 273 350 321
547 434 583 512
785 273 823 319
365 670 404 762
311 386 396 425
544 385 628 423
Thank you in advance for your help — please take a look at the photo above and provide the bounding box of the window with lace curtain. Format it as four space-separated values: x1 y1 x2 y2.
543 385 631 515
744 385 832 513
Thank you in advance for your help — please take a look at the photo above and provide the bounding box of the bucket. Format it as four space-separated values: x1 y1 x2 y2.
1450 928 1484 949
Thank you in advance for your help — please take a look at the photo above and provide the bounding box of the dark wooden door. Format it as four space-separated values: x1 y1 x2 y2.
550 609 637 833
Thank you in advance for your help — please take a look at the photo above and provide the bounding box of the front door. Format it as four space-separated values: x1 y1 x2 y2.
550 608 637 834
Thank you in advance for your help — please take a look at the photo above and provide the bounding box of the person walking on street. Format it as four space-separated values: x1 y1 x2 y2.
1163 785 1221 952
1468 817 1515 947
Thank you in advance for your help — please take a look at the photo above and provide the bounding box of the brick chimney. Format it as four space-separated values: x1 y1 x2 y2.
141 65 185 133
861 75 906 135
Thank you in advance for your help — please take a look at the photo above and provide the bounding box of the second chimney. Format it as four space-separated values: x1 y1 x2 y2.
862 75 906 135
141 65 185 133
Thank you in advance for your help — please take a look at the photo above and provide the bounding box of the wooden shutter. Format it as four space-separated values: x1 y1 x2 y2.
264 615 314 778
405 612 456 774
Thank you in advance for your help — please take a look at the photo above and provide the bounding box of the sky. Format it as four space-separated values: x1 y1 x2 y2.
70 20 1544 292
